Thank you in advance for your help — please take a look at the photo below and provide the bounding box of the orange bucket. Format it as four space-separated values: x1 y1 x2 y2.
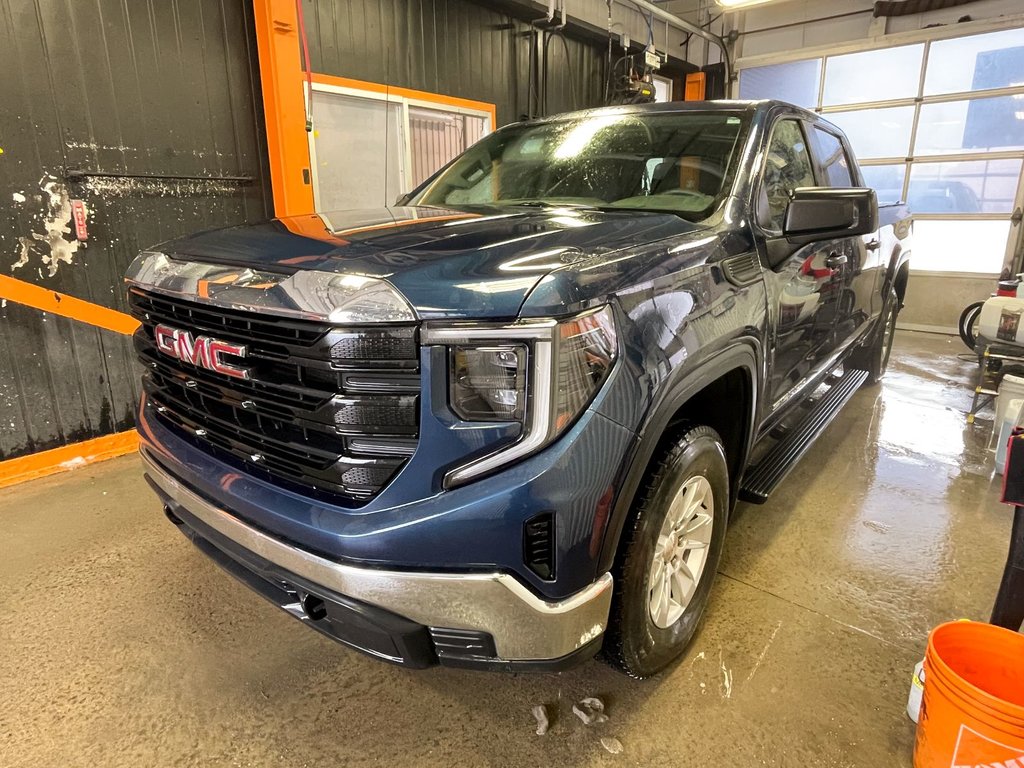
914 621 1024 767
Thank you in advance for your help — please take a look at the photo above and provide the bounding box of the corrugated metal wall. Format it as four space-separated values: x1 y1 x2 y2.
0 0 269 461
302 0 609 125
0 0 611 464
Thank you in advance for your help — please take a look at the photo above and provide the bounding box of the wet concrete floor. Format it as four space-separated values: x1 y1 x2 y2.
0 331 1014 767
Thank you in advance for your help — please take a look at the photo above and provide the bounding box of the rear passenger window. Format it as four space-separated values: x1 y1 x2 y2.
813 127 854 187
760 119 816 231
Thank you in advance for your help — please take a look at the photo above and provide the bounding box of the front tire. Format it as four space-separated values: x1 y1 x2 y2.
851 287 898 385
603 425 729 678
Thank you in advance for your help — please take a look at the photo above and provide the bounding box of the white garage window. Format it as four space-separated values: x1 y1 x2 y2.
307 82 492 212
738 24 1024 275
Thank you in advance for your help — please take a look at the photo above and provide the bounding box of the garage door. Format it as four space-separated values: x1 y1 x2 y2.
739 26 1024 276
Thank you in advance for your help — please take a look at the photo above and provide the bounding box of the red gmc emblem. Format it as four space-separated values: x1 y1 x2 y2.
154 324 250 379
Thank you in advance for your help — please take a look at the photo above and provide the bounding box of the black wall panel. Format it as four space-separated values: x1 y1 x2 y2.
0 0 270 460
303 0 609 125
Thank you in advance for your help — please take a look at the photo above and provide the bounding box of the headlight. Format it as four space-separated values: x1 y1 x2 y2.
451 345 528 422
424 305 617 487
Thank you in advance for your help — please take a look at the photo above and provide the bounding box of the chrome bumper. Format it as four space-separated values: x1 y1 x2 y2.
141 450 613 662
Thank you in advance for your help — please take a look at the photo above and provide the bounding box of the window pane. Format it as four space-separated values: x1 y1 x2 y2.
739 59 821 108
861 164 906 205
652 75 673 103
311 92 404 210
924 28 1024 95
822 44 924 106
811 127 853 186
824 106 914 159
409 106 475 188
915 95 1024 155
761 120 816 230
911 219 1010 273
906 159 1022 214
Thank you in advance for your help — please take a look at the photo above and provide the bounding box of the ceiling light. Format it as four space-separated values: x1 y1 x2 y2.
716 0 783 9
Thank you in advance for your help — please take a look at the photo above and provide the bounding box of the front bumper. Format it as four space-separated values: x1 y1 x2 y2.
143 448 613 669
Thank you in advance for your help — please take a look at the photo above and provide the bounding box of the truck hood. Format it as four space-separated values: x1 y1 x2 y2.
157 206 700 319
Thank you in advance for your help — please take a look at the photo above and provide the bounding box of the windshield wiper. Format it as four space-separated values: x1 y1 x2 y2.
502 200 599 210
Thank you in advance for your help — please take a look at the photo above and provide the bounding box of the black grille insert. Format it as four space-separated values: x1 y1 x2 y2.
129 288 420 502
524 512 555 580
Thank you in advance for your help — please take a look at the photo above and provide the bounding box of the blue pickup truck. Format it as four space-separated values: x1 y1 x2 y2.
127 100 911 677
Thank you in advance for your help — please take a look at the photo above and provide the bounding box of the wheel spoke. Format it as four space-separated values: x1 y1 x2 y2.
677 558 697 586
656 534 672 557
670 565 692 605
657 573 674 626
684 511 712 536
650 569 666 615
651 557 665 584
680 484 704 524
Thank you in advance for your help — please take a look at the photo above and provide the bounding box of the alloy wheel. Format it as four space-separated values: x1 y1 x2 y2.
648 475 715 629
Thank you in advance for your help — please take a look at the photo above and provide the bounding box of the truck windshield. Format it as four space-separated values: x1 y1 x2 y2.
409 111 747 221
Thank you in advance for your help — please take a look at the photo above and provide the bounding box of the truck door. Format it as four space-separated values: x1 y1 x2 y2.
807 124 877 353
755 118 845 408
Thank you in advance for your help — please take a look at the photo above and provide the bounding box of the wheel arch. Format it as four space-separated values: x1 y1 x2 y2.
597 342 759 574
893 259 910 309
886 243 911 310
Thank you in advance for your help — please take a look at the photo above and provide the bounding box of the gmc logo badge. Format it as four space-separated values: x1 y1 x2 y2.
154 324 251 380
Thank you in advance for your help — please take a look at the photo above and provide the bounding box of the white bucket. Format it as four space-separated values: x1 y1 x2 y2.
995 398 1024 475
996 375 1024 432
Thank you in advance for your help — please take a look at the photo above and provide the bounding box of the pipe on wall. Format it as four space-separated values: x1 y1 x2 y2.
612 0 732 85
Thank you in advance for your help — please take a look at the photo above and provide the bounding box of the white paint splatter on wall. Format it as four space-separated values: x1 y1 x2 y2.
12 192 26 203
81 175 239 198
10 177 83 276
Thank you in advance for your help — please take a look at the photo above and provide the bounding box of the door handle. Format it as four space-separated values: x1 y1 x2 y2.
865 239 880 251
826 253 847 269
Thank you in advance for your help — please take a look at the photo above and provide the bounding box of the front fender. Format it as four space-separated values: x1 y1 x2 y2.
596 340 761 574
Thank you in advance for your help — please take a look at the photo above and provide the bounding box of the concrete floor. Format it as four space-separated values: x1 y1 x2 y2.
0 331 1013 767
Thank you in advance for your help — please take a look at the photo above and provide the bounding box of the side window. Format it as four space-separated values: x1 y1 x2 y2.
812 127 854 187
760 119 816 231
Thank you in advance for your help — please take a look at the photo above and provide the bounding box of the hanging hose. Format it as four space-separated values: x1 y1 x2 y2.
556 33 579 111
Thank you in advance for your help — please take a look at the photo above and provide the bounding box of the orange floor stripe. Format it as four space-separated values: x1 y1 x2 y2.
0 274 140 336
0 430 139 490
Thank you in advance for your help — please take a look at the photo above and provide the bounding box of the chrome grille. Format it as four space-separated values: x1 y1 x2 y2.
129 288 420 502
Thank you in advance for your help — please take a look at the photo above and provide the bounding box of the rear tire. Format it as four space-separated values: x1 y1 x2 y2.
603 425 729 678
958 301 983 352
850 287 898 386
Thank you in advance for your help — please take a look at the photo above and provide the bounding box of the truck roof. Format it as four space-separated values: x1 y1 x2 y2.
516 99 823 127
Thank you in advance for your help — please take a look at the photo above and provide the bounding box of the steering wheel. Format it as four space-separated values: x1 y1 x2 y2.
661 189 707 198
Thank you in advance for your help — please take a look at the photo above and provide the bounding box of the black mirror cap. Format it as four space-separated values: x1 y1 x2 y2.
783 187 878 245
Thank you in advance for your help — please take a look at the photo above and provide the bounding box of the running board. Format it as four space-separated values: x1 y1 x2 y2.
739 368 869 504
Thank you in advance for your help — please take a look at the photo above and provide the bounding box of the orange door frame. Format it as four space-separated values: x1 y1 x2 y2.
253 0 315 217
308 73 497 127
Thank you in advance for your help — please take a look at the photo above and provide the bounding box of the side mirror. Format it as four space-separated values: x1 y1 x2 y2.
783 187 878 245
